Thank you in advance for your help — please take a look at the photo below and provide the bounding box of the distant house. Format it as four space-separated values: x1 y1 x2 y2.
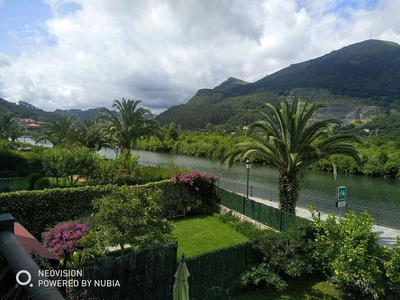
17 118 43 135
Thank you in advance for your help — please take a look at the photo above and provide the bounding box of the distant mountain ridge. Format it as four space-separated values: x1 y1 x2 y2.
1 39 400 131
240 39 400 98
156 39 400 130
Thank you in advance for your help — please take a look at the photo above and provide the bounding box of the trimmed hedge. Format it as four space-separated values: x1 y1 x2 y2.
0 180 220 240
0 185 117 239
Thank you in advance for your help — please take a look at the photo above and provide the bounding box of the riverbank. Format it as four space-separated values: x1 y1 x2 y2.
135 132 400 179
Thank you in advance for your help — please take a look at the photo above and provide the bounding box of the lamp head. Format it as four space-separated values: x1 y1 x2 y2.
245 158 251 169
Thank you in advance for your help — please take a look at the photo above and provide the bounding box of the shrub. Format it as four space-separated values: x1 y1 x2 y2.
34 177 51 190
310 210 386 299
43 221 88 260
218 210 265 241
241 222 314 291
384 237 400 296
28 172 43 190
171 171 219 213
89 185 175 256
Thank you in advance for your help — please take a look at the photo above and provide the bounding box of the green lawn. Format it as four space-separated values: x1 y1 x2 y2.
172 214 249 258
173 214 340 299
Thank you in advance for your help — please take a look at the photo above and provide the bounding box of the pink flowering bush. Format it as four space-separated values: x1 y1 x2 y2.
171 171 220 213
43 221 88 260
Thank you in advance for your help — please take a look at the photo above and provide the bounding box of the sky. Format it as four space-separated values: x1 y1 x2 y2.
0 0 399 114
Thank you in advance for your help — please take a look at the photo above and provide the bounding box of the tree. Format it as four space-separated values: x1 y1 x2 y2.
42 147 98 185
223 97 362 214
90 186 174 255
311 210 386 299
34 116 77 147
0 112 24 141
75 119 115 152
99 99 163 153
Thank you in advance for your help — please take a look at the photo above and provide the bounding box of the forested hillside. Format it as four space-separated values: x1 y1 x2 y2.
0 99 58 121
156 39 400 130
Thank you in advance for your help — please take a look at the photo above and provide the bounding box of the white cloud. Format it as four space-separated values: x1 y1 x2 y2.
0 0 399 114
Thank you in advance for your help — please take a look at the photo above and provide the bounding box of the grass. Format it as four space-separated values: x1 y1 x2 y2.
172 214 249 258
229 276 340 300
173 213 340 299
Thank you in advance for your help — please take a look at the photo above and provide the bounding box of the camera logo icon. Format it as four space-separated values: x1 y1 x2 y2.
16 270 33 287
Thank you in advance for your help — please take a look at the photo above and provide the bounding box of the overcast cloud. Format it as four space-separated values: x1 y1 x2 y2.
0 0 399 113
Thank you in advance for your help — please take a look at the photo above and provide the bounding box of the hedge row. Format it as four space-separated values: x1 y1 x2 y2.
0 185 117 239
0 179 219 240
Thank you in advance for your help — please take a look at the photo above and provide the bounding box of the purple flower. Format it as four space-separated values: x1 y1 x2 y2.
43 221 88 260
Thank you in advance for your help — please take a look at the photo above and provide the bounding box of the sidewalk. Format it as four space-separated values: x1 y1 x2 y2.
249 195 400 248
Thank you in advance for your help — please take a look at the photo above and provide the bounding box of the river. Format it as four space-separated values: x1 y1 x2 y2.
97 148 400 213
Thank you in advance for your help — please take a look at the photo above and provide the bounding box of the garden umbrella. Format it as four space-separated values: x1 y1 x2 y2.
173 253 190 300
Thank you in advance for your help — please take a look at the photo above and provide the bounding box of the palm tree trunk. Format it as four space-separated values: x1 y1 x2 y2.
278 173 299 215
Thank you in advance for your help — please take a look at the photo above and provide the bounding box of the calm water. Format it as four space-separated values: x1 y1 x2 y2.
98 148 400 213
20 138 400 212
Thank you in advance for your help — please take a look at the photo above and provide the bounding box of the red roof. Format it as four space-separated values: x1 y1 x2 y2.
14 223 58 261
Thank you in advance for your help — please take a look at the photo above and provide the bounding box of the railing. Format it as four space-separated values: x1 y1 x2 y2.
218 179 400 230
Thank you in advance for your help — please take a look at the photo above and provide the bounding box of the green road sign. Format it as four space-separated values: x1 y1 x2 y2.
337 186 346 201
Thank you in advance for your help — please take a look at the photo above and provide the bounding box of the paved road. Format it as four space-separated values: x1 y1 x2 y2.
248 195 400 248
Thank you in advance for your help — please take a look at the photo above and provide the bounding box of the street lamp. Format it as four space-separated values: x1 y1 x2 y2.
245 158 251 198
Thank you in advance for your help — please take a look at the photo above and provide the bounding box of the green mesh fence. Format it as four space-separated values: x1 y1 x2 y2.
184 242 261 300
68 242 178 300
67 240 261 300
219 188 302 231
219 188 245 213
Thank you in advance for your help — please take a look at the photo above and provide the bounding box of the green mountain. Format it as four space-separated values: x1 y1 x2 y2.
0 99 60 121
156 39 400 130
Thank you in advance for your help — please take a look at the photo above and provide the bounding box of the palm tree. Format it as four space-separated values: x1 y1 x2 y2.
223 97 362 214
35 116 77 147
0 112 24 141
75 119 116 152
99 99 163 154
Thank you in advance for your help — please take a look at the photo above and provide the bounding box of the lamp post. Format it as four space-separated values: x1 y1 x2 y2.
245 158 251 198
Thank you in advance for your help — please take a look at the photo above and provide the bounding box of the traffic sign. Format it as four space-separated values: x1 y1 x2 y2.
337 186 346 201
336 200 346 208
